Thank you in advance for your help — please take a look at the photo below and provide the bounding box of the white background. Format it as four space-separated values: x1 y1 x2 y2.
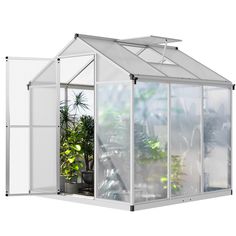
0 0 235 235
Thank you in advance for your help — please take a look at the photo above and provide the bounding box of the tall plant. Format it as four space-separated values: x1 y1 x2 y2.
76 115 94 171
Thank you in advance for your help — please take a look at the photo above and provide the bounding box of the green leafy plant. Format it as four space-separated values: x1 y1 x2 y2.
160 155 184 193
60 127 84 181
60 91 94 181
73 91 89 114
76 115 94 171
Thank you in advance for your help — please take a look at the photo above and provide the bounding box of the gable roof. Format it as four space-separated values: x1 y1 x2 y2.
58 34 231 84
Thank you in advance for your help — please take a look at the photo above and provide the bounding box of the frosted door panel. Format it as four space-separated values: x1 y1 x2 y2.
170 84 201 197
32 87 57 126
9 128 30 194
30 60 59 194
8 59 49 125
31 128 57 192
134 82 168 203
96 82 130 202
203 87 231 191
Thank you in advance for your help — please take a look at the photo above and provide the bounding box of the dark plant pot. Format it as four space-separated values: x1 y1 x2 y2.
65 182 79 194
82 170 94 185
60 176 66 192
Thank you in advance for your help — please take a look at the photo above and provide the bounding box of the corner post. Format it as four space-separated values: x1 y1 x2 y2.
56 58 61 194
130 74 135 209
6 56 10 197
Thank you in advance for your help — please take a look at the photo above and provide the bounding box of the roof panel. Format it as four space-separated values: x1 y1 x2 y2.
79 35 164 77
152 46 229 82
118 35 181 46
151 63 197 79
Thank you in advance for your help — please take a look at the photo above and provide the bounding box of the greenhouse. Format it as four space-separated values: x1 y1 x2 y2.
6 34 233 211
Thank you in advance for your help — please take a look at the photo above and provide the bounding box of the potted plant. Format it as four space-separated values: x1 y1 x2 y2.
76 115 94 185
60 126 84 193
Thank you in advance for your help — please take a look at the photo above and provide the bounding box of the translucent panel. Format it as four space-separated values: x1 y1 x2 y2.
32 60 57 85
60 88 65 101
134 82 168 203
171 84 201 197
60 38 94 57
203 86 231 191
80 36 164 76
30 60 58 194
97 82 130 202
8 59 49 125
119 36 181 45
31 127 57 193
71 60 94 85
151 64 197 79
152 47 227 81
32 87 57 126
96 53 129 82
123 45 144 54
67 88 94 117
139 48 174 64
60 55 94 85
9 128 29 194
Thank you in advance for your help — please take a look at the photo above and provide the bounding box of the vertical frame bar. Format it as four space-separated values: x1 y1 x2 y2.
230 87 233 190
200 85 204 193
167 83 171 199
56 59 60 193
29 86 33 194
130 80 134 205
94 53 97 199
6 58 10 195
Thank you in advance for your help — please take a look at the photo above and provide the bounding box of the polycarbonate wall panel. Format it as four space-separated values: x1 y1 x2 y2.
9 128 29 194
152 47 227 81
31 127 57 193
8 59 49 125
203 86 231 191
32 61 57 85
134 81 168 203
60 38 94 57
60 55 94 85
96 53 129 81
96 82 130 202
32 87 57 126
80 36 164 76
170 84 201 197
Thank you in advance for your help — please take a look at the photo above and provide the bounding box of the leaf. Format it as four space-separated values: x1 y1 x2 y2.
75 144 81 151
68 157 75 163
160 176 168 183
65 149 71 155
73 164 79 170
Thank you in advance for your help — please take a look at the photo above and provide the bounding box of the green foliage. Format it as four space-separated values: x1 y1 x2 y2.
60 91 94 180
60 127 84 181
160 155 184 193
73 91 89 114
76 115 94 171
137 137 167 164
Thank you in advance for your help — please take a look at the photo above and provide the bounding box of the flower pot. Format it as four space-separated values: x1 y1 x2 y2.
81 170 94 185
60 176 66 192
65 182 80 194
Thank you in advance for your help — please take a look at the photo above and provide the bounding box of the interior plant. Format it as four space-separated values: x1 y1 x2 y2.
60 90 94 193
76 115 94 185
160 155 184 194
